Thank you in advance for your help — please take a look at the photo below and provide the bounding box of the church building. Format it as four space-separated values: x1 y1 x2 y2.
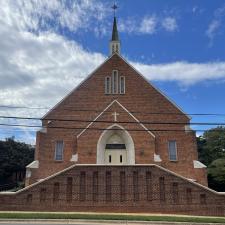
0 14 224 216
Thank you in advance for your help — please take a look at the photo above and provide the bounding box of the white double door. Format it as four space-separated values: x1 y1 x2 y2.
104 149 127 164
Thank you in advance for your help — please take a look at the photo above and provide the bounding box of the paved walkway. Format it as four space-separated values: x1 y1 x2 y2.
0 220 224 225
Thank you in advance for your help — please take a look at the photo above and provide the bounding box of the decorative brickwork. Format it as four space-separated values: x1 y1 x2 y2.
0 165 224 216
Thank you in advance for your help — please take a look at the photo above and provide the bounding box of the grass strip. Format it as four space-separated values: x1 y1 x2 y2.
0 212 224 223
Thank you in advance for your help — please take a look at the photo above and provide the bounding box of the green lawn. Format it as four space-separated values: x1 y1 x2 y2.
0 212 225 223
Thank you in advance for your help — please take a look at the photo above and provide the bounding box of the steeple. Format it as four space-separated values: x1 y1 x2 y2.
111 17 119 41
109 4 121 55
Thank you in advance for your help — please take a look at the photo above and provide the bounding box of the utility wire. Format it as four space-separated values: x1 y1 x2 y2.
0 123 221 132
62 108 225 117
0 115 225 126
0 104 225 116
0 105 48 110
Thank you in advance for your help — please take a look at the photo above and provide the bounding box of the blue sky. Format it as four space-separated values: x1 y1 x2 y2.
0 0 225 144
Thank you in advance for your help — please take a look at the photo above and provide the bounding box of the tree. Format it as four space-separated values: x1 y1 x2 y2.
0 137 34 184
197 126 225 191
208 158 225 192
197 126 225 166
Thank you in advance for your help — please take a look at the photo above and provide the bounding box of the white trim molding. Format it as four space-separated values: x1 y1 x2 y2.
26 160 39 169
77 99 155 139
70 154 78 162
154 153 162 162
193 160 207 169
39 128 47 133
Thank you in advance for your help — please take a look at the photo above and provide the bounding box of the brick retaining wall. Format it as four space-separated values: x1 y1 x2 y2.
0 165 224 216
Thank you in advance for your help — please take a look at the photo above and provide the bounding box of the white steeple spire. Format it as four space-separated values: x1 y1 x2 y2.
109 4 121 55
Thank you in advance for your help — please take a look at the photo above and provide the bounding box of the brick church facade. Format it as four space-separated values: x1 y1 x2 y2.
0 16 224 216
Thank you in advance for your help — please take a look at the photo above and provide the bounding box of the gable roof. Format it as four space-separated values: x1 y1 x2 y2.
42 53 190 120
77 99 156 138
118 54 191 120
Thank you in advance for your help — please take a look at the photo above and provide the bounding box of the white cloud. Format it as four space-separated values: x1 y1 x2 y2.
139 16 157 34
206 20 221 42
0 30 105 110
118 17 137 34
192 6 198 14
206 4 225 44
161 17 178 32
119 15 177 35
119 17 156 34
133 61 225 86
0 0 109 35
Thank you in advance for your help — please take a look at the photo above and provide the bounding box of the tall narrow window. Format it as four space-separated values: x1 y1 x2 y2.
109 155 112 163
120 76 125 94
133 171 139 201
168 141 177 161
66 177 73 202
79 172 86 201
159 177 165 202
120 171 126 202
112 45 115 53
105 76 111 94
112 70 118 94
146 171 152 201
53 182 60 202
116 44 118 53
55 140 64 161
172 182 179 204
93 171 98 201
106 171 112 201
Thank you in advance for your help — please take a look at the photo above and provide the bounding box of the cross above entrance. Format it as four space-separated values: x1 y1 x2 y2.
112 112 119 121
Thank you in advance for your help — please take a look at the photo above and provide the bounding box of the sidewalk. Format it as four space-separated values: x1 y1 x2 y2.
0 219 225 225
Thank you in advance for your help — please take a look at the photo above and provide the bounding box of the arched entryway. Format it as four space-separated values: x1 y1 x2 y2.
97 124 135 164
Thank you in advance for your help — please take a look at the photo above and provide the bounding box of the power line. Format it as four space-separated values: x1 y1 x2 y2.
0 105 48 110
62 108 225 117
0 115 225 126
0 123 221 132
0 104 225 116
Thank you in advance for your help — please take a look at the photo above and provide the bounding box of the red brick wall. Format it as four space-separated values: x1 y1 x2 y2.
1 165 224 216
28 54 207 186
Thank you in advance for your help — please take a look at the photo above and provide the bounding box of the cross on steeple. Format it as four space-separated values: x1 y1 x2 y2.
109 3 121 55
111 3 118 17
